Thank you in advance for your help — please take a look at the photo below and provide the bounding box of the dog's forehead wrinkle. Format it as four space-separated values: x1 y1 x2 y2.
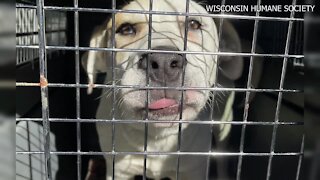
151 30 215 53
126 29 211 52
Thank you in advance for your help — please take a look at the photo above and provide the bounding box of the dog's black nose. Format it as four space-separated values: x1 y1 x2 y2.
138 46 184 83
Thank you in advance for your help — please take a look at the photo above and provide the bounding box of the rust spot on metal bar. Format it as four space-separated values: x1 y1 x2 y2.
40 75 48 87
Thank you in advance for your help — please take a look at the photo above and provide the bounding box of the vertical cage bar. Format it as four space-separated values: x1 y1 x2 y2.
206 0 226 179
111 0 117 179
176 0 190 179
37 122 44 180
36 0 52 179
266 0 297 179
143 0 153 179
74 0 81 179
236 0 261 179
295 135 305 180
26 121 34 180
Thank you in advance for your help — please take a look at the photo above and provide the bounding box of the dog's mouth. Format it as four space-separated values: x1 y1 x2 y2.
136 98 190 127
148 98 181 116
125 90 206 127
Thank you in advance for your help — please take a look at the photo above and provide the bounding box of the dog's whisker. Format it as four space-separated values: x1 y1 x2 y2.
95 80 122 101
214 98 222 113
105 89 124 118
96 89 113 101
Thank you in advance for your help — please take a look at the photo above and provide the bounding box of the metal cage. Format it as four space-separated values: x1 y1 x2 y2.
16 0 305 180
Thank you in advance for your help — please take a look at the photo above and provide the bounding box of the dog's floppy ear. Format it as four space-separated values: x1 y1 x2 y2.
82 21 110 94
217 20 244 80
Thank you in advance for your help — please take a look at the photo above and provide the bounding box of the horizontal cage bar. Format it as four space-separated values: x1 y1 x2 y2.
16 45 304 59
16 151 303 157
16 5 304 22
15 82 302 93
16 118 304 125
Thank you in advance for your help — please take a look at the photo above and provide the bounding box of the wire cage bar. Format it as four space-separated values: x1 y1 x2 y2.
16 3 67 66
236 0 262 179
16 0 305 180
266 0 298 179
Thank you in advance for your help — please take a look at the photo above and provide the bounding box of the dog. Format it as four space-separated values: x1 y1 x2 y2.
82 0 243 179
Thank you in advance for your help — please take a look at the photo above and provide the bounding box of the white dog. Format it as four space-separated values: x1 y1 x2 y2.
82 0 243 179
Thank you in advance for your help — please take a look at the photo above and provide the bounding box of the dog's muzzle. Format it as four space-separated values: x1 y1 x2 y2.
138 46 184 85
137 46 187 120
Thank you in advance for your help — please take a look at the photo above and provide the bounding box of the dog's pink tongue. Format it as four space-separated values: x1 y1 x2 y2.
148 98 177 110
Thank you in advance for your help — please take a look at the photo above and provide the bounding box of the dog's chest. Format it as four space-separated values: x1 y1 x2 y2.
97 122 211 178
97 124 181 177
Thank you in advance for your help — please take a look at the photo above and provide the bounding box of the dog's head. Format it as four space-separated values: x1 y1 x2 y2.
82 0 242 128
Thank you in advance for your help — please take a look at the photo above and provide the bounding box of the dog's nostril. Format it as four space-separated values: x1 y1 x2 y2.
170 60 178 68
151 61 159 69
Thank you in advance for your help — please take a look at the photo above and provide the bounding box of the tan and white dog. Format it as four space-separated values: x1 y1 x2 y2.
82 0 243 179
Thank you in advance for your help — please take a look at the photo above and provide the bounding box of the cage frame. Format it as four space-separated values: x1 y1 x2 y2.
16 0 305 180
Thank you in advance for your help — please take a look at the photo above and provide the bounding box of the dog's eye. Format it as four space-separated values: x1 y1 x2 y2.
188 19 202 30
116 23 136 35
